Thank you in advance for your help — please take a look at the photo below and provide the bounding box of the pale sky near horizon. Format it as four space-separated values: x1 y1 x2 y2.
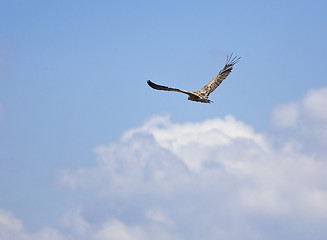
1 1 327 239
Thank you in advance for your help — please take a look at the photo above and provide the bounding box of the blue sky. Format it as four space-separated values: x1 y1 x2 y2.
1 0 327 239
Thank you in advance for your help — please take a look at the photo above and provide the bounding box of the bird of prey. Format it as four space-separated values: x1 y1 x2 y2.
147 54 240 103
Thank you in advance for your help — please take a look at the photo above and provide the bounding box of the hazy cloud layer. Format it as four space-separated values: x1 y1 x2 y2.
2 87 327 240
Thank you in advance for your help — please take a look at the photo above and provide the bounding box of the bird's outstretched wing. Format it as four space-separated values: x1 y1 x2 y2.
197 54 240 97
147 80 198 98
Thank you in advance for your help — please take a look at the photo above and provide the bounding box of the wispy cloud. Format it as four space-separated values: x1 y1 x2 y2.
0 209 66 240
2 87 327 240
272 87 327 155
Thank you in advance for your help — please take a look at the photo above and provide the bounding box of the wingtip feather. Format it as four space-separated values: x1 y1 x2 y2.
226 53 241 66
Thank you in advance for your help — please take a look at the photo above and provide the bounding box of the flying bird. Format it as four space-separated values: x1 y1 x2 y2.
147 54 240 103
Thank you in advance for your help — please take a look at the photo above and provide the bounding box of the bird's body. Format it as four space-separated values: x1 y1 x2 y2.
147 54 240 103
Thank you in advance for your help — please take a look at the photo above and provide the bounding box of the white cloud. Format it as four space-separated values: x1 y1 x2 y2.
61 208 91 235
273 87 327 128
0 209 24 233
122 114 271 172
95 220 141 240
0 209 66 240
2 87 327 240
95 220 152 240
303 87 327 122
272 102 299 128
58 87 327 239
0 208 177 240
145 209 174 226
272 87 327 155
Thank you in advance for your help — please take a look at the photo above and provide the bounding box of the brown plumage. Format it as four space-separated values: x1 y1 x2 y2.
147 54 240 103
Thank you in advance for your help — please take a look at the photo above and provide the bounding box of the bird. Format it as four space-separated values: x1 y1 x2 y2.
147 54 240 103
